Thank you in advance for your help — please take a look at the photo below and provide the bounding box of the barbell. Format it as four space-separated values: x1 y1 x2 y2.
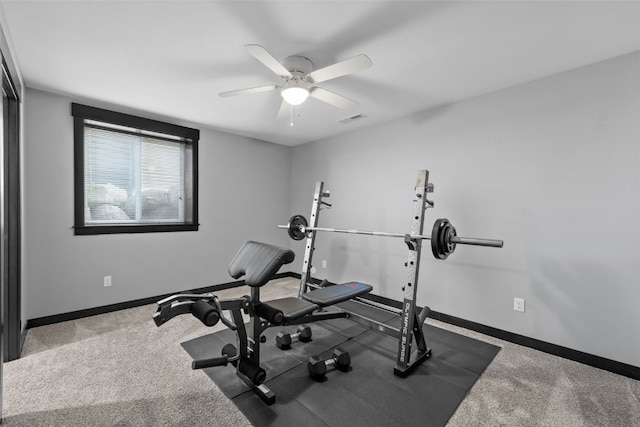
279 214 503 260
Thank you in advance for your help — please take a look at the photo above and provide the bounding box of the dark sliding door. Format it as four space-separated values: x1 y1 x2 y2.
0 50 21 421
2 58 20 362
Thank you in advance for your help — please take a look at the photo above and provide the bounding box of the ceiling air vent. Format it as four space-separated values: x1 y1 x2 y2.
337 113 367 125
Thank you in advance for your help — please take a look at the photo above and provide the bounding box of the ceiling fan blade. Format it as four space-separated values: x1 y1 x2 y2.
307 54 372 83
219 85 278 97
276 100 292 121
245 44 292 78
309 87 358 110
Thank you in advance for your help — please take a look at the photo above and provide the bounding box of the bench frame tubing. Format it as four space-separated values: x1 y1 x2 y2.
298 170 434 377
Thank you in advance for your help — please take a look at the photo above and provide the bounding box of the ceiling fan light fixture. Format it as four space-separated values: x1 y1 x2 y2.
281 82 309 106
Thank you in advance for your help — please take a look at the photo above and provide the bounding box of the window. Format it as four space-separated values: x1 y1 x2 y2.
72 103 199 235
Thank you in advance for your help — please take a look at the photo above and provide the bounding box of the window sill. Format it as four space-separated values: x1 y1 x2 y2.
74 223 199 235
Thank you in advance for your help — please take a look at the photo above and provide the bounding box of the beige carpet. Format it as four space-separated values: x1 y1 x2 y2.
3 277 639 426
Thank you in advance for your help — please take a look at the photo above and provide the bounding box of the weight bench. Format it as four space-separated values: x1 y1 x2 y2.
259 281 373 325
153 240 372 405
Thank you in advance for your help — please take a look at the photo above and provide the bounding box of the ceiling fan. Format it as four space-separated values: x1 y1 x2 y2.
219 44 372 121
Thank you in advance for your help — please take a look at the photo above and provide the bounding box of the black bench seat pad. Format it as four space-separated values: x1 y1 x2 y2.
302 282 373 307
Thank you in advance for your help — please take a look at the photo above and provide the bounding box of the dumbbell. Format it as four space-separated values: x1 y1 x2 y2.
275 325 312 350
307 348 351 379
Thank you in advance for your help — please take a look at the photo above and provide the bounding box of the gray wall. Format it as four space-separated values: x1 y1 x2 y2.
290 52 640 367
23 88 292 319
21 52 640 368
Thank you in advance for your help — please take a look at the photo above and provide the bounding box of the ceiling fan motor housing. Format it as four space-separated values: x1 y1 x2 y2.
282 55 313 78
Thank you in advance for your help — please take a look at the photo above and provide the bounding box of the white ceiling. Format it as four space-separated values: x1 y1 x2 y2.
2 1 640 146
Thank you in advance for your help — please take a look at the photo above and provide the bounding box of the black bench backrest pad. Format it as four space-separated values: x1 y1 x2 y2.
302 282 373 307
228 241 295 287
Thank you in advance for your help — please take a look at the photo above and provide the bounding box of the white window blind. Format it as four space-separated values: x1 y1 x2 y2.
83 123 187 224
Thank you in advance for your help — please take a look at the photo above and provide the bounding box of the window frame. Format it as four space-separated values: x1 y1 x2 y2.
72 103 199 235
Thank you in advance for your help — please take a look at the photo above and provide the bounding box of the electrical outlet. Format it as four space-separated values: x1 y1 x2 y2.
514 297 525 312
104 276 112 287
322 260 327 268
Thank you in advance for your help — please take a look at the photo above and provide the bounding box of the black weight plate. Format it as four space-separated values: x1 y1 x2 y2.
446 224 457 255
288 214 308 240
431 218 448 260
439 221 451 260
431 219 441 258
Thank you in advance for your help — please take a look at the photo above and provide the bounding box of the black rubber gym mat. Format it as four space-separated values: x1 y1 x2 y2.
182 303 500 427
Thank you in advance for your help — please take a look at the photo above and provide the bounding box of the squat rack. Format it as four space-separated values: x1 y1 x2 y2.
291 170 455 376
